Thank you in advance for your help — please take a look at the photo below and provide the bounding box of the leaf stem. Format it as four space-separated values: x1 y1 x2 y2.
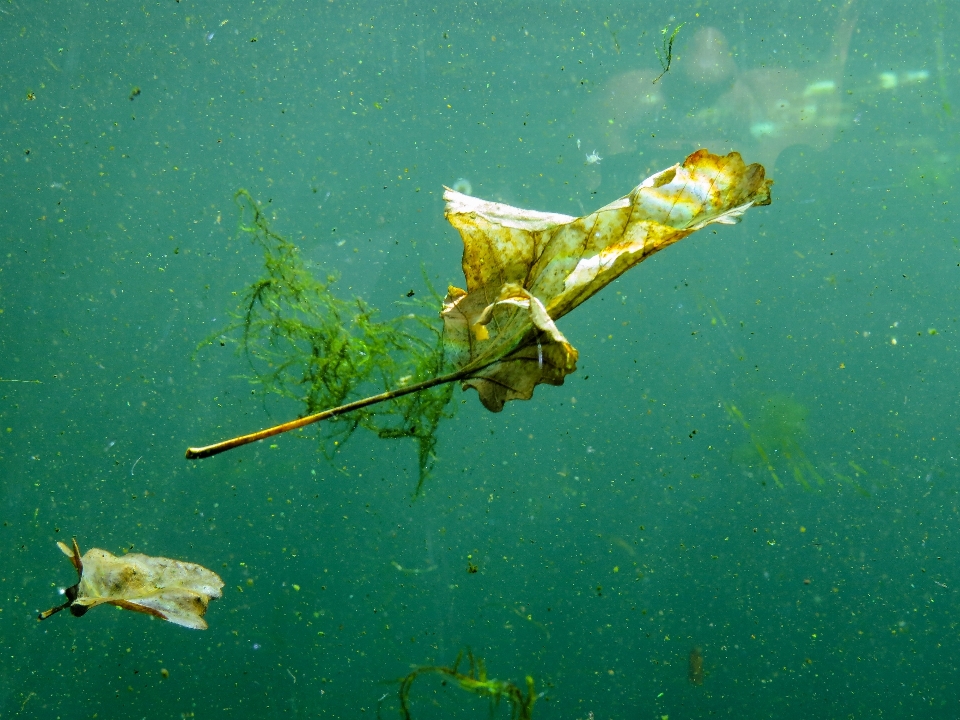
185 367 474 460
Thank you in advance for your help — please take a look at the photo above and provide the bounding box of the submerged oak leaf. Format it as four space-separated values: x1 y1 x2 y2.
39 538 224 630
441 149 772 411
185 149 771 463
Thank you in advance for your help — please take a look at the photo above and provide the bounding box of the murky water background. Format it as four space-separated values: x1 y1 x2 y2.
2 1 958 717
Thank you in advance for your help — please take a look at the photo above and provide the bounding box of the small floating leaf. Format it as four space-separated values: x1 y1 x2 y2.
39 538 223 630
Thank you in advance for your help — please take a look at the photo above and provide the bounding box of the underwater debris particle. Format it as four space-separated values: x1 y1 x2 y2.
688 647 704 685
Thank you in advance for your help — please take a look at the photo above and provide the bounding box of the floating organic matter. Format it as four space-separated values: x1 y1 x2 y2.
395 649 538 720
39 538 223 630
187 150 771 467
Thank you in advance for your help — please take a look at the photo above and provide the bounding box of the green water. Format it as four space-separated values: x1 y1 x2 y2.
2 0 958 717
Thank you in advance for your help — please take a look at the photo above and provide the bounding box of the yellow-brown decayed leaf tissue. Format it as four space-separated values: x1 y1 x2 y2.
441 149 772 411
39 538 224 630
